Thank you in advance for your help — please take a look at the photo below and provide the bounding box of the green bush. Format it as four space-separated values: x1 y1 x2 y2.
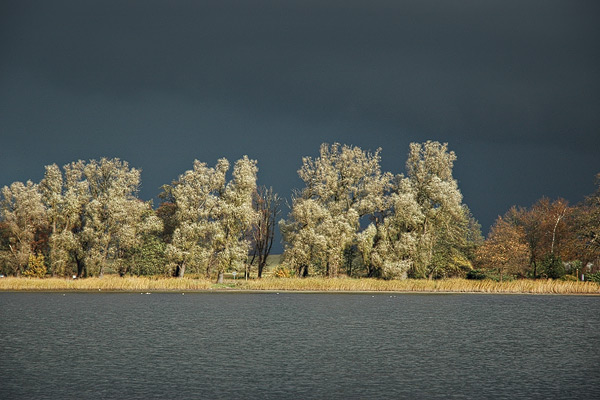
540 254 565 280
465 269 514 281
560 274 578 281
466 269 487 280
585 272 600 283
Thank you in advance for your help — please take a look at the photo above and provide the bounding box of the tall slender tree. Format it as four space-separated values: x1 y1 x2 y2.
405 141 467 278
0 181 47 275
281 143 390 277
164 156 258 281
250 186 281 278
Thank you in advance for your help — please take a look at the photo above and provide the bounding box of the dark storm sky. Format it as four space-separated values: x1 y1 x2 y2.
1 0 599 247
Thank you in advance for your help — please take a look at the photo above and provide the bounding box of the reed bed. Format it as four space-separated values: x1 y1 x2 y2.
1 276 599 294
0 276 213 291
237 277 600 294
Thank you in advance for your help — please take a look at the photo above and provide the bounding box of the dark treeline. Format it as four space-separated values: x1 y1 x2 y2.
1 142 599 282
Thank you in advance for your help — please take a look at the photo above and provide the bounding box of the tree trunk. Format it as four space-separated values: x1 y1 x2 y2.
257 254 267 278
299 265 308 278
217 270 224 283
75 256 86 278
177 262 186 278
367 265 375 278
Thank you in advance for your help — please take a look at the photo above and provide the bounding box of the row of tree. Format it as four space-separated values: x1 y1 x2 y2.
1 141 598 281
0 157 278 281
280 141 481 279
475 189 600 280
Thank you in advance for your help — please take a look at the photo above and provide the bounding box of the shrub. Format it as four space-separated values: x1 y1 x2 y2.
560 275 578 281
540 254 565 280
23 254 47 278
466 269 487 280
273 266 292 278
585 272 600 283
465 268 515 282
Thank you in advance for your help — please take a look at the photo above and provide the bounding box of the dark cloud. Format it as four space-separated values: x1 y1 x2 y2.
1 0 599 248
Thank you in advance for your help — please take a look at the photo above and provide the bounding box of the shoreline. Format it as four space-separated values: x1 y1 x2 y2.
1 276 599 295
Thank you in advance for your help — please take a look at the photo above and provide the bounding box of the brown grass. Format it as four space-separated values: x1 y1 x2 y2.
1 276 599 294
236 277 600 294
0 276 213 291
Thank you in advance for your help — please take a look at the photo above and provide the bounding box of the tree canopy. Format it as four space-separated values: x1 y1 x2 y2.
1 144 598 281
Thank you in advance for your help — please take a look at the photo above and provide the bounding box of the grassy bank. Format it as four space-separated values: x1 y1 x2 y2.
1 276 599 294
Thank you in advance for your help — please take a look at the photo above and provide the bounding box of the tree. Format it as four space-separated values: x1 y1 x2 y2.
210 156 258 282
539 253 565 279
22 253 47 278
39 162 87 276
124 230 168 276
429 206 483 278
249 186 281 278
39 159 160 277
164 156 258 281
357 177 422 279
404 141 467 279
0 181 48 276
572 173 600 265
280 197 329 277
504 198 573 277
280 143 390 277
475 216 530 280
165 158 229 278
504 205 544 278
282 141 478 280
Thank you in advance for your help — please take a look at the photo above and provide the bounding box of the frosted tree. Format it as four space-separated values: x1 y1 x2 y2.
358 176 423 278
282 141 476 280
210 156 258 282
38 159 160 277
405 141 467 278
164 158 229 278
281 143 391 277
165 156 258 281
0 181 47 275
81 158 158 276
280 198 329 276
40 162 86 276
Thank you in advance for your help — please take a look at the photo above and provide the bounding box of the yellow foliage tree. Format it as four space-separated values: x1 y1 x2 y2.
23 253 47 278
476 217 530 281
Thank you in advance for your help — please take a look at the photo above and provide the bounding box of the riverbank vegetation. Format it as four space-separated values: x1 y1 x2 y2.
1 276 598 295
1 141 599 283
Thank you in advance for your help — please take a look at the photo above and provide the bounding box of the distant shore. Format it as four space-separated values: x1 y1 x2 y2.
1 276 599 295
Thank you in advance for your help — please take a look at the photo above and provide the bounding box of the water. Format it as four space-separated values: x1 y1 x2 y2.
1 292 599 399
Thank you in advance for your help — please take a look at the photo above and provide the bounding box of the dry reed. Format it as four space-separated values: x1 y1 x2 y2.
0 276 213 291
236 277 600 294
1 276 599 294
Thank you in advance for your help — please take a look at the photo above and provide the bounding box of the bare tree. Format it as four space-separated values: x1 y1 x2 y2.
249 186 281 278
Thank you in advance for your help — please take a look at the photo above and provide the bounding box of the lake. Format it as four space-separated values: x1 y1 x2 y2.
1 292 599 399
